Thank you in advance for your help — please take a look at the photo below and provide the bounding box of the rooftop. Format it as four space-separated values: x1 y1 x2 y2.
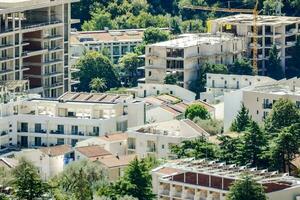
150 33 239 48
130 119 209 138
39 145 73 157
154 158 300 192
96 154 136 168
71 29 145 44
76 145 112 159
99 133 128 142
57 92 132 104
212 14 300 26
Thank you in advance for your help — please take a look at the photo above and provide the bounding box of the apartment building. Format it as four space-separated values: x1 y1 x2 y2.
127 119 209 159
0 92 145 151
0 0 77 98
224 77 300 131
152 158 300 200
210 14 300 74
200 73 274 103
144 33 245 90
70 29 145 65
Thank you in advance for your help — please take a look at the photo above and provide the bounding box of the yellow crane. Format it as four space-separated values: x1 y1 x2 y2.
183 0 259 71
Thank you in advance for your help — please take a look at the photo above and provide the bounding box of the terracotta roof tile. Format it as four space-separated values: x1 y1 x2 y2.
39 145 72 157
76 145 111 158
97 154 136 168
99 133 128 142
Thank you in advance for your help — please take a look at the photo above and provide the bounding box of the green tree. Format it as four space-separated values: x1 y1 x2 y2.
266 44 284 80
99 157 155 200
185 103 210 120
0 166 13 188
264 98 300 133
171 137 219 160
89 77 107 92
118 53 143 87
198 62 228 92
218 135 241 164
13 158 49 200
54 159 107 200
76 51 119 92
170 17 182 34
227 174 267 200
269 124 300 173
82 10 116 31
230 104 252 133
143 27 170 44
181 19 205 33
237 121 268 167
287 37 300 78
0 193 9 200
229 58 255 76
263 0 284 15
164 74 178 84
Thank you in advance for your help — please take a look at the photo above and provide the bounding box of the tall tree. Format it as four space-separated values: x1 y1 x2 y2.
118 53 143 87
164 74 178 85
99 157 155 200
227 175 267 200
266 44 284 80
185 103 210 120
82 9 116 31
264 98 300 133
13 158 49 200
229 58 255 75
287 37 300 78
89 77 107 92
237 121 268 167
76 51 119 92
230 104 252 133
218 135 241 164
269 125 300 173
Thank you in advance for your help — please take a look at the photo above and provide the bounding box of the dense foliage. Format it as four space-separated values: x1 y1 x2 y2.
230 104 252 132
185 103 211 120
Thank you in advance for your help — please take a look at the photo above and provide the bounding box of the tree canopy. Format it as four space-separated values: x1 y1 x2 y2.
229 58 255 76
230 104 252 133
185 103 210 120
76 51 120 92
266 45 284 80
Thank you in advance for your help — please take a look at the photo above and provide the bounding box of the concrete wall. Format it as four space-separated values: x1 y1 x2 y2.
224 89 243 131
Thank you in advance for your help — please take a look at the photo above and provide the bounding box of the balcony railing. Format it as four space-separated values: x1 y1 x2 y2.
21 20 62 30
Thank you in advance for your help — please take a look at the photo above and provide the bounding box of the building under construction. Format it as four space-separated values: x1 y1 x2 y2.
209 14 300 75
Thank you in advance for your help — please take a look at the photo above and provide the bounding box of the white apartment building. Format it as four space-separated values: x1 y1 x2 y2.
200 73 274 103
127 119 209 159
152 158 300 200
70 29 145 64
210 14 300 74
224 77 300 131
0 0 77 98
0 92 145 151
144 33 245 90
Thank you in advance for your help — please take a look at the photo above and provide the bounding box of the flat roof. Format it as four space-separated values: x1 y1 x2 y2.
150 33 239 48
212 14 300 26
71 29 145 44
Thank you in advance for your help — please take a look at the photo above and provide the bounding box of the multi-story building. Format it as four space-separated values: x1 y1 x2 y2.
200 73 274 103
0 0 77 98
210 14 300 74
70 29 145 65
0 92 145 151
224 77 300 131
127 119 209 159
144 33 245 90
152 158 300 200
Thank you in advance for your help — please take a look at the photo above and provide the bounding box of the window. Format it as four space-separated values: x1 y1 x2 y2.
20 122 28 132
71 125 78 135
149 48 151 53
35 123 42 133
34 137 42 146
148 71 152 77
93 126 100 136
162 144 165 149
221 45 223 52
57 138 64 145
57 125 64 134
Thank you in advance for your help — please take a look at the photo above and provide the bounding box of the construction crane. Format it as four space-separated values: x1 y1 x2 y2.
183 0 259 71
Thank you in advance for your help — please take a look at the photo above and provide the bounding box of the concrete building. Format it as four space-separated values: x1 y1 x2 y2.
0 92 145 151
0 0 78 98
152 158 300 200
14 144 73 180
200 73 274 103
144 33 245 89
224 77 300 131
210 14 300 74
70 29 145 65
127 119 209 159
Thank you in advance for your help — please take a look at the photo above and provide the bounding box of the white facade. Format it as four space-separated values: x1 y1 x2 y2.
0 0 78 98
224 77 300 131
210 14 300 74
136 83 196 102
70 29 144 64
200 73 274 103
0 92 145 151
144 33 245 90
127 119 209 159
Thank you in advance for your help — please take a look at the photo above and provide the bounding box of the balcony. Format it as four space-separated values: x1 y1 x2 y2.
0 56 14 62
45 82 63 88
21 20 63 31
43 34 63 40
159 190 170 196
0 131 8 136
35 129 47 134
0 43 14 50
22 49 48 57
50 130 64 135
0 69 13 74
44 71 63 76
43 59 63 65
48 46 63 52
